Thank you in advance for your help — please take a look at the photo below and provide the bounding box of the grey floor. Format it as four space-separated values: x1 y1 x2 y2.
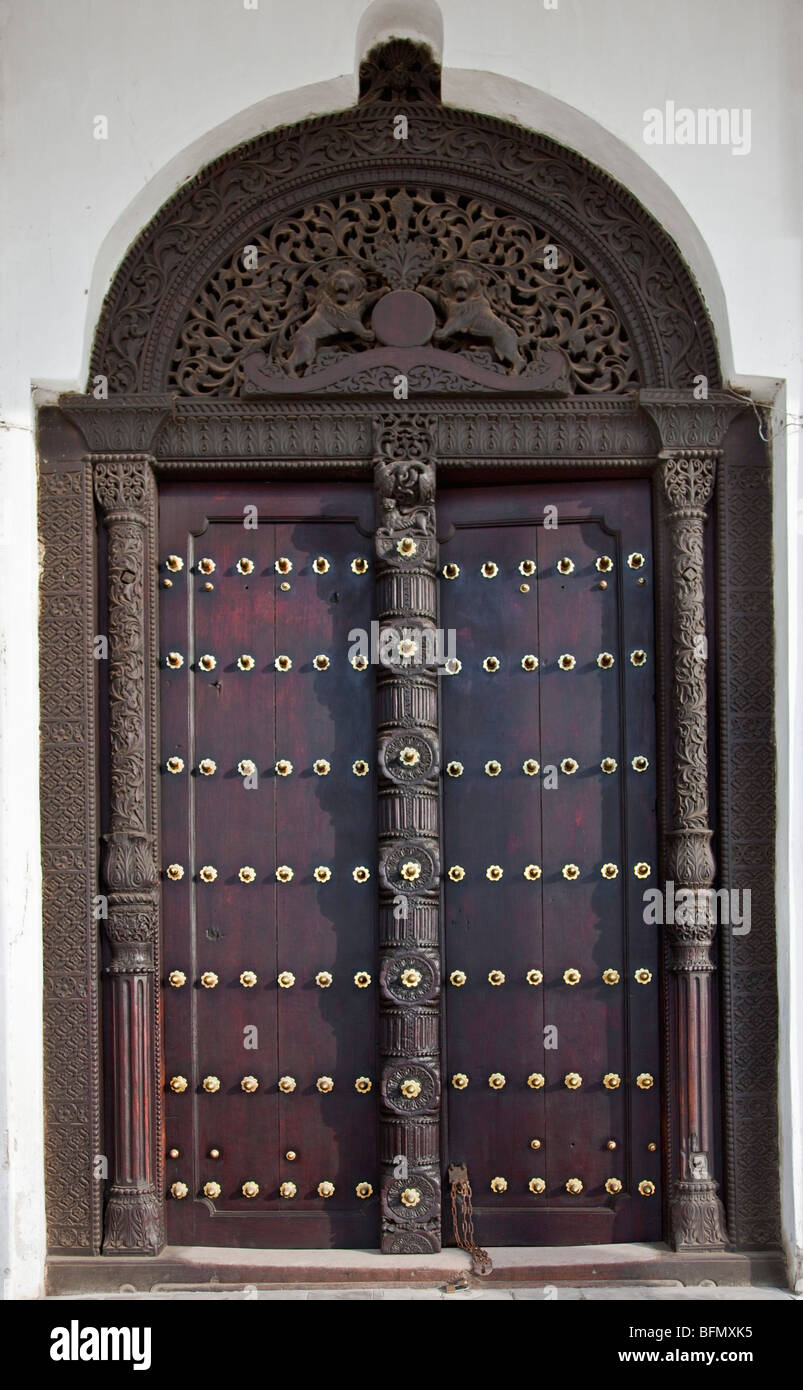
47 1283 798 1300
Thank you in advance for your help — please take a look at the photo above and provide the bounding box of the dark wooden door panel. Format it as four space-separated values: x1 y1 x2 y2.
438 481 661 1245
160 481 379 1248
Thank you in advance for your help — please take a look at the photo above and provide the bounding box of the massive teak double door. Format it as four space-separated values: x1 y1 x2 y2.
159 475 660 1248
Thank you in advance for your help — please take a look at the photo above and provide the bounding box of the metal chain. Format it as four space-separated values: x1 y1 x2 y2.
450 1177 493 1276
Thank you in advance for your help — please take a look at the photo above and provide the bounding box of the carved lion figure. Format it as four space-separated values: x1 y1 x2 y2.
288 266 375 372
431 267 522 369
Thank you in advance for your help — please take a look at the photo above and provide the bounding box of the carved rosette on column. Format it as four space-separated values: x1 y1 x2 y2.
374 414 442 1253
657 442 728 1250
93 454 163 1254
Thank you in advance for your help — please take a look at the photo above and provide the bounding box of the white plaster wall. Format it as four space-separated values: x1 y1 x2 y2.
1 0 800 1295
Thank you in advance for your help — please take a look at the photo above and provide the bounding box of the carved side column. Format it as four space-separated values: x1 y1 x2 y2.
374 416 442 1253
93 454 163 1254
659 448 727 1250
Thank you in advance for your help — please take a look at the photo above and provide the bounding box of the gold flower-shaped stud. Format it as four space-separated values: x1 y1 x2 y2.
401 968 422 989
634 968 653 985
452 1073 469 1089
166 864 184 881
526 969 543 986
240 970 257 988
603 1073 621 1090
634 862 651 879
638 1180 656 1197
199 865 218 883
400 745 420 767
632 755 649 772
400 1078 422 1099
630 649 647 667
400 1187 421 1207
397 537 417 558
276 865 294 883
521 654 539 671
316 1076 334 1093
168 970 186 988
278 1076 296 1093
356 1182 373 1199
557 557 575 575
241 1075 259 1093
564 1072 583 1090
443 657 462 675
199 758 217 776
488 1073 506 1089
562 864 580 881
565 1178 584 1194
519 559 536 576
351 557 369 574
198 654 217 672
636 1073 654 1090
352 759 369 776
486 865 503 882
450 970 467 987
558 654 576 671
523 864 542 882
279 1182 297 1200
351 653 369 671
169 1076 188 1094
484 759 501 777
601 863 619 880
523 758 540 776
481 561 498 578
488 969 505 986
605 1177 623 1195
242 1181 259 1199
563 968 581 986
277 971 295 989
352 866 370 883
442 562 460 579
628 552 645 569
166 756 184 774
313 758 330 776
203 1181 222 1199
354 971 371 988
482 656 501 672
166 555 184 573
560 757 578 775
237 654 256 671
313 654 330 671
490 1176 508 1193
274 655 292 672
236 557 254 575
601 757 618 774
527 1073 545 1090
171 1181 189 1200
596 556 613 572
313 866 332 883
315 971 333 989
166 651 184 669
448 866 465 882
202 1076 220 1093
602 968 621 986
529 1177 547 1194
597 652 615 669
446 760 464 777
238 866 257 883
400 860 421 882
354 1077 372 1094
200 971 218 989
313 556 330 574
198 558 216 575
237 758 256 777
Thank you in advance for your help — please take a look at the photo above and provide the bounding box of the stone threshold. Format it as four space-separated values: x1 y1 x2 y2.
47 1243 786 1295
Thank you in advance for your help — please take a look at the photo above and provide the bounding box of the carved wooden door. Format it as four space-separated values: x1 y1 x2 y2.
159 480 380 1247
439 480 662 1244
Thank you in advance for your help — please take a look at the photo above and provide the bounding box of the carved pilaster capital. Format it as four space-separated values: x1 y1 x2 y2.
103 832 158 894
374 414 437 545
669 1179 728 1251
664 829 715 888
640 390 742 454
658 450 718 515
92 454 154 520
61 392 172 454
102 1188 163 1254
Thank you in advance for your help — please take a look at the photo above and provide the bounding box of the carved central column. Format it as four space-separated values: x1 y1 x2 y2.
374 415 442 1253
93 454 163 1254
659 447 728 1250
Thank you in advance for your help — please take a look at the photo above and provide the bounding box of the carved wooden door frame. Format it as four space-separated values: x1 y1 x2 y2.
37 40 780 1267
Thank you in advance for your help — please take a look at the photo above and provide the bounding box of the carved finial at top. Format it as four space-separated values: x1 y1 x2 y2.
359 39 442 103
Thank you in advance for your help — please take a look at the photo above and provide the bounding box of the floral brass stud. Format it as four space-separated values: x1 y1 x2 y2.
519 559 536 577
279 1182 297 1200
638 1180 656 1197
523 865 542 882
560 757 578 775
354 971 371 988
166 651 184 669
240 970 258 988
488 1073 506 1089
166 756 184 774
313 758 330 776
630 649 647 667
203 1181 222 1199
565 1178 583 1194
278 1076 296 1093
450 970 467 987
634 862 651 879
356 1182 373 1199
275 865 294 883
521 654 539 671
488 969 505 986
601 863 619 880
397 537 417 558
352 759 369 776
443 657 462 675
482 656 501 672
632 755 649 772
400 1078 422 1099
275 557 292 575
400 1187 422 1207
563 968 581 986
351 557 369 574
564 1072 583 1090
236 557 254 575
400 745 421 767
351 654 368 671
603 1073 621 1090
484 759 501 777
241 1075 259 1093
198 557 216 576
602 968 621 986
627 552 645 569
527 1073 545 1090
400 860 421 882
634 968 653 985
314 971 333 990
313 556 330 574
452 1073 469 1090
398 635 418 660
529 1177 546 1194
166 864 184 881
442 562 460 579
490 1177 507 1193
354 1077 372 1094
200 971 218 989
238 866 256 884
316 1076 334 1093
486 865 503 882
636 1073 654 1090
558 654 576 671
171 1181 189 1200
401 968 422 989
526 969 543 986
168 970 186 988
242 1181 260 1199
202 1076 221 1093
596 556 613 573
446 760 464 777
562 864 580 881
199 866 218 883
523 758 540 776
166 555 184 573
238 758 256 777
597 652 615 669
277 971 295 989
557 557 575 575
481 561 498 579
313 866 332 883
313 654 330 671
605 1178 623 1195
352 866 370 883
274 655 292 672
199 758 217 776
600 757 618 774
169 1076 188 1094
448 866 465 882
198 654 217 672
237 654 256 671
